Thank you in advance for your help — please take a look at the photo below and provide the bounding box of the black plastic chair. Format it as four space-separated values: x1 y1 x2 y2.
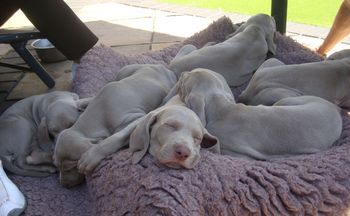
0 28 55 88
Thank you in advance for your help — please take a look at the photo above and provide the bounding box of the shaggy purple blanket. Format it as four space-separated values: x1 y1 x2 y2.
12 16 349 216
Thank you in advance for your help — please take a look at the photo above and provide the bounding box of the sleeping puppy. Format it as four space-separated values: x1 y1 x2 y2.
169 13 276 86
129 95 219 169
175 68 342 160
54 64 177 187
0 91 89 177
238 57 350 108
326 49 350 60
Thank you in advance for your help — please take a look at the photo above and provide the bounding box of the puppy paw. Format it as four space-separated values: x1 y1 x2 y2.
77 146 104 175
26 156 36 164
26 150 53 165
47 166 57 173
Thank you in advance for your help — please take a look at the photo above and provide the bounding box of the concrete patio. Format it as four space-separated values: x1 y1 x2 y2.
1 0 350 114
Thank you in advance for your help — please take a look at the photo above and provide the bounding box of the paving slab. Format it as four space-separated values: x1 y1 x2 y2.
288 34 350 55
287 23 330 38
111 44 151 54
109 17 155 34
1 57 25 65
0 67 21 73
7 60 72 100
0 100 17 114
7 71 72 100
0 44 12 56
0 72 23 82
0 81 17 92
86 20 153 46
154 15 212 37
2 50 20 58
153 32 183 43
76 2 155 22
151 42 179 51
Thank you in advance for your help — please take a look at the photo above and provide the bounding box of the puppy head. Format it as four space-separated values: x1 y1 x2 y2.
177 69 234 125
178 69 230 97
327 49 350 60
53 130 89 188
229 14 277 55
252 14 277 55
46 102 80 136
129 105 219 169
41 94 89 143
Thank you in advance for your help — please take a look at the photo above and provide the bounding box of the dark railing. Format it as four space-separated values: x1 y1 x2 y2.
271 0 288 34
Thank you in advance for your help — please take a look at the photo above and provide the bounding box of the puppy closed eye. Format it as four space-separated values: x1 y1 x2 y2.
165 122 178 130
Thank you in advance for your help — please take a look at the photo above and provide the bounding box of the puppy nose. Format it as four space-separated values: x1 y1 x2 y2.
174 145 190 160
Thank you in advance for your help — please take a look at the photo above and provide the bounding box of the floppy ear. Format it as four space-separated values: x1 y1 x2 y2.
201 128 220 154
225 23 246 39
129 112 158 164
164 71 191 102
186 93 206 126
257 58 285 72
70 93 80 100
161 82 180 105
76 97 93 112
37 117 53 150
266 31 277 55
173 44 197 60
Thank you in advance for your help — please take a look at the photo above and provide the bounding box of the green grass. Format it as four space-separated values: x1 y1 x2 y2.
158 0 342 27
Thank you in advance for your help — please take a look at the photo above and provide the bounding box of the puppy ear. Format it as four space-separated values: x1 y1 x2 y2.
201 128 220 154
174 44 197 59
37 117 53 150
70 93 80 101
76 97 93 112
186 93 206 126
161 82 180 105
257 58 285 72
129 112 158 164
225 23 246 39
266 31 277 55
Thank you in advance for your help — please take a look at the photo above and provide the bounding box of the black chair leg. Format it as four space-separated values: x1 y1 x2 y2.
11 41 55 88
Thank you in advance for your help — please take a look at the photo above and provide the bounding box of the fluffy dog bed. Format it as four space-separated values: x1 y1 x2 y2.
11 17 350 216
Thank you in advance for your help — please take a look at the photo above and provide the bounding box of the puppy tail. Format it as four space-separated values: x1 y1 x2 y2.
1 156 51 177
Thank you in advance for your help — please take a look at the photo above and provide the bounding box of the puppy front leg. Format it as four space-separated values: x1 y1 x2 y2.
77 118 143 174
27 134 54 165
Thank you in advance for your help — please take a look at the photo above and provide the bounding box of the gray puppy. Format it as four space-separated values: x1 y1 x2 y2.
54 64 177 187
175 68 342 160
238 57 350 108
0 91 88 177
169 13 276 87
129 95 219 169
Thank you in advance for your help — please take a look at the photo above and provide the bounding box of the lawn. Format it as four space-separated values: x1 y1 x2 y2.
158 0 342 27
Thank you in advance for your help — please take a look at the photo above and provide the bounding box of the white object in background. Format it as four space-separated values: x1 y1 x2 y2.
0 160 26 216
31 38 67 63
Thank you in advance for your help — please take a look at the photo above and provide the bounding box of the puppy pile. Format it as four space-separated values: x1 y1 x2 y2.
0 14 346 188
